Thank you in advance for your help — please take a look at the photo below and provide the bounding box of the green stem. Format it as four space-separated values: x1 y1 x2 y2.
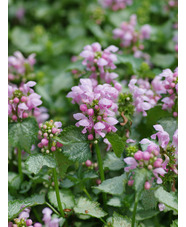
132 191 142 227
95 142 107 210
45 202 60 216
83 188 92 201
53 168 65 218
17 148 23 181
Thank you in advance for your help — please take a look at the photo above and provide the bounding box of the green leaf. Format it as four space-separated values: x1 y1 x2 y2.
151 54 175 68
48 189 75 209
141 190 157 210
154 187 178 212
25 153 56 174
106 133 125 158
116 54 143 72
8 172 21 190
93 173 127 195
109 212 131 227
8 194 45 220
136 210 159 221
170 219 178 227
103 152 124 171
51 72 73 95
134 168 148 192
54 151 73 179
74 197 107 218
55 126 91 162
107 197 122 207
8 117 39 153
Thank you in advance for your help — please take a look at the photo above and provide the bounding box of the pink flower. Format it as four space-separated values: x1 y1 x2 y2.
124 157 138 172
153 168 167 184
151 124 170 149
172 129 178 154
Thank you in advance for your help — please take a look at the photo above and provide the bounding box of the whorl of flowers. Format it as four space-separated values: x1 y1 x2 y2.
129 67 178 117
80 42 121 87
8 207 60 227
124 125 178 189
8 51 36 82
8 81 42 122
99 0 133 11
67 78 119 140
152 68 178 115
128 78 159 116
38 120 63 154
113 15 151 59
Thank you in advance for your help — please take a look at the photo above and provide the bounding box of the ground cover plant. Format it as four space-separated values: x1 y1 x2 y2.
8 0 178 226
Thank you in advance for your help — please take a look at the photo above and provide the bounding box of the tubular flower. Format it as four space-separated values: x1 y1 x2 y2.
99 0 133 11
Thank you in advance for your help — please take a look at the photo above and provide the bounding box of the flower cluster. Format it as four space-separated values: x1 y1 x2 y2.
128 78 159 116
124 125 178 189
38 120 63 154
113 15 151 59
129 67 178 117
8 81 42 122
99 0 133 11
8 51 36 83
80 42 121 85
8 207 38 227
8 207 60 227
152 68 178 115
67 78 119 140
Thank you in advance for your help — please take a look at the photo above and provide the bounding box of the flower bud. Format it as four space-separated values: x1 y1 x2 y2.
21 96 27 102
128 180 134 186
87 108 94 116
51 146 56 152
51 128 58 134
56 142 63 147
88 134 94 140
12 115 17 121
13 97 19 104
144 181 151 190
134 150 143 160
80 104 87 112
22 112 28 118
142 151 151 161
96 179 101 185
41 138 48 146
173 112 178 117
85 160 92 167
26 219 33 226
